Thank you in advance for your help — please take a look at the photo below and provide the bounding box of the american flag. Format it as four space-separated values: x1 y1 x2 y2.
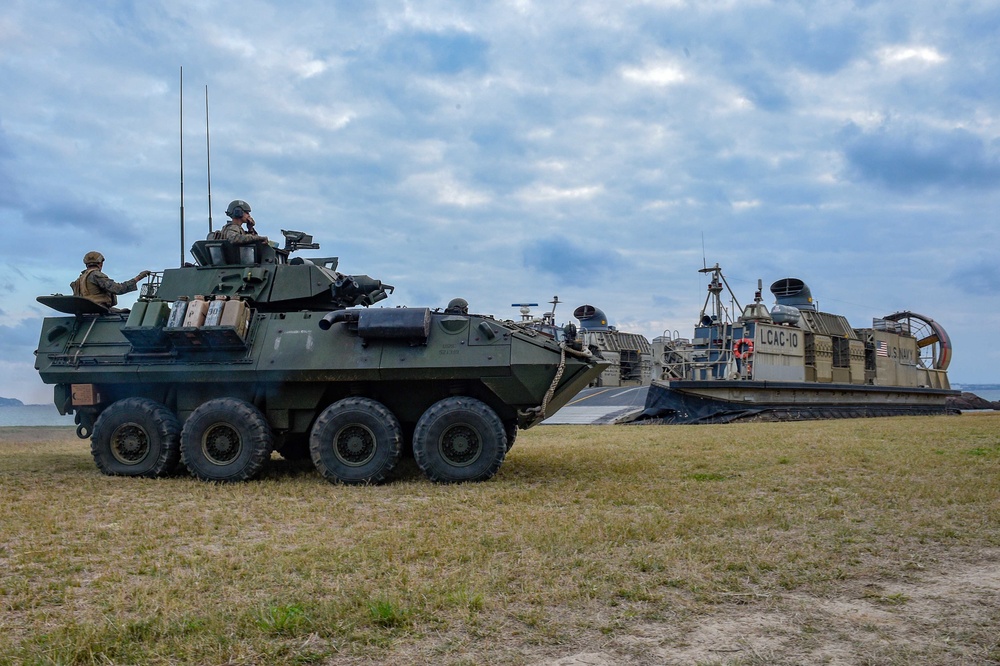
876 340 889 357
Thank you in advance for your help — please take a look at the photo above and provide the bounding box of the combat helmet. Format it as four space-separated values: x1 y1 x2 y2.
83 251 105 266
226 200 252 218
445 297 469 315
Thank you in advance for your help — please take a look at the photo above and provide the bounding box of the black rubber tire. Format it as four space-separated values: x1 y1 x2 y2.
412 397 506 483
91 398 181 477
180 398 273 482
504 421 518 452
309 397 403 485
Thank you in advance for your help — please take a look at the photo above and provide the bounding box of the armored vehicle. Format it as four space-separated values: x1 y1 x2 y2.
35 231 605 483
641 264 958 423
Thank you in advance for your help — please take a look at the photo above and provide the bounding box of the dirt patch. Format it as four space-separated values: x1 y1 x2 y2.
534 551 1000 665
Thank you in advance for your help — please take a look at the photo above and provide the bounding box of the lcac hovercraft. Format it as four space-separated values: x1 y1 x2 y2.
641 264 958 424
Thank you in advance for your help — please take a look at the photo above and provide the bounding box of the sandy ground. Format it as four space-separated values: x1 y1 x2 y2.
533 551 1000 665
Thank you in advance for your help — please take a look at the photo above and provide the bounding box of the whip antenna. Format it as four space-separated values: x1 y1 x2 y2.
179 66 185 266
205 84 213 234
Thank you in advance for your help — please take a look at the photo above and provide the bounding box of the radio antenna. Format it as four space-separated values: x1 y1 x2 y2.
179 66 186 267
205 84 213 233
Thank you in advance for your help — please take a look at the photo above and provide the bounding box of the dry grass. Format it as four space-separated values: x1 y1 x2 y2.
0 415 998 665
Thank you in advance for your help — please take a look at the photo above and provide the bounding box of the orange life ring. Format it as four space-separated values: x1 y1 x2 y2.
733 338 754 359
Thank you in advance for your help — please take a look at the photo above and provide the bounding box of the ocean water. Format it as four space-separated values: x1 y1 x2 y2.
0 405 76 427
954 386 1000 402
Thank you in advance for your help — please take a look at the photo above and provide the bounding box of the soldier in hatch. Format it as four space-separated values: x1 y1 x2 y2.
221 199 269 245
72 252 151 311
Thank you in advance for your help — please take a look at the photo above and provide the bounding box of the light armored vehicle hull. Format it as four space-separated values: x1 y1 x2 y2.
36 232 605 483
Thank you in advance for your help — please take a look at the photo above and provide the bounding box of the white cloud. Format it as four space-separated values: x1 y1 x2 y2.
209 33 257 59
293 106 356 132
621 62 686 86
287 52 330 79
515 184 604 202
535 159 569 172
403 172 492 207
878 45 947 66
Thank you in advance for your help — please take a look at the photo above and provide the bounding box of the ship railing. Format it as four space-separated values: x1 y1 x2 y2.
654 332 755 382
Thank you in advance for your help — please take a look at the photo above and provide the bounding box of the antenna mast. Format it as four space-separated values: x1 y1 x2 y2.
179 66 185 267
205 85 213 233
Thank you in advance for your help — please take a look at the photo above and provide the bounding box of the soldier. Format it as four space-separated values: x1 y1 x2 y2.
445 297 469 315
71 252 151 311
221 199 269 245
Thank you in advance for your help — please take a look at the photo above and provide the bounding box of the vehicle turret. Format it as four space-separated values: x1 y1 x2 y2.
152 229 392 312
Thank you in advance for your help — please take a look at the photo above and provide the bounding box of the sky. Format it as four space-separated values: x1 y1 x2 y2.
2 0 999 403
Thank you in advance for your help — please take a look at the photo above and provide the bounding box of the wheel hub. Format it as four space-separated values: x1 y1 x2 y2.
439 424 481 466
110 423 149 465
202 424 242 465
334 425 376 466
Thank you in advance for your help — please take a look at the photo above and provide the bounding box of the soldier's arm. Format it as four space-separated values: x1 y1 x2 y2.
225 229 269 245
89 271 142 295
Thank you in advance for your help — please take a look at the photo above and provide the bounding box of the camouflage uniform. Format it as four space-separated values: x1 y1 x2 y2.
72 268 141 309
221 222 267 245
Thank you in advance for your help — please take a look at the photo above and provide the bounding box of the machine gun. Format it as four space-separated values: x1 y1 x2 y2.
281 229 320 252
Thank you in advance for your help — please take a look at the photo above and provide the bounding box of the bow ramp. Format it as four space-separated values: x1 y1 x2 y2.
543 386 649 425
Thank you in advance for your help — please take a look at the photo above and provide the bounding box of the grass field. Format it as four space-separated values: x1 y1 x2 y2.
1 414 998 665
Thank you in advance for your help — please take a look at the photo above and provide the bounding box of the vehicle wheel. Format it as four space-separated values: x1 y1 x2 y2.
309 397 403 485
91 398 181 477
412 397 506 483
504 421 518 452
180 398 273 482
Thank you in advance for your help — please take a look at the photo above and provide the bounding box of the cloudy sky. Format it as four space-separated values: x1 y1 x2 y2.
2 0 999 403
